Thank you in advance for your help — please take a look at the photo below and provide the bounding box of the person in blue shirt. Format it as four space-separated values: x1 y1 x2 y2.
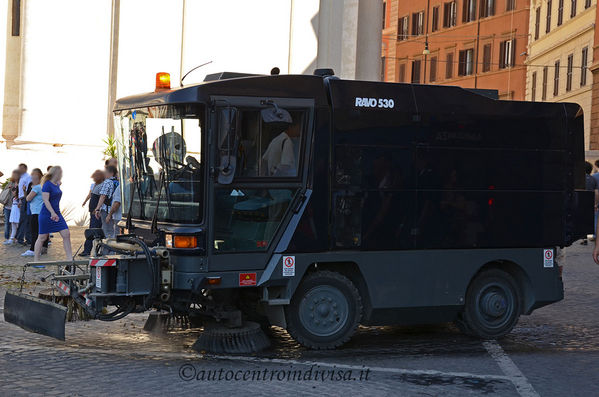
34 166 72 262
22 169 47 256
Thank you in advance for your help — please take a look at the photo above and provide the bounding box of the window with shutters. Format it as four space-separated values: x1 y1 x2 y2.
458 49 474 76
463 0 477 22
506 0 516 11
399 63 406 82
432 6 440 31
558 0 564 25
531 72 537 102
479 0 495 17
446 52 454 78
443 1 457 27
412 11 425 36
430 56 438 82
566 54 573 91
546 0 552 33
581 46 588 86
499 39 516 69
553 60 560 96
411 60 422 83
542 66 548 100
398 16 409 40
534 8 540 39
571 0 577 17
482 44 492 72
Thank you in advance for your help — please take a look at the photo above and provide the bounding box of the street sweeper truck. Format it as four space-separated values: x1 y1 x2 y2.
4 69 593 353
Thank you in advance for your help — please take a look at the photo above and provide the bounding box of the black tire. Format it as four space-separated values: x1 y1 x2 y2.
286 270 362 349
462 269 521 339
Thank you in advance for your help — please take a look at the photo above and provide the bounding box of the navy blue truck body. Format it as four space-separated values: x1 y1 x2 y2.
107 73 592 347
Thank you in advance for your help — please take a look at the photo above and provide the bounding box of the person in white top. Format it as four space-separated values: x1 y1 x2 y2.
262 123 300 177
15 163 31 244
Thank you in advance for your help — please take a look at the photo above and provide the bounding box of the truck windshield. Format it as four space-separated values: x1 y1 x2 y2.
114 104 204 224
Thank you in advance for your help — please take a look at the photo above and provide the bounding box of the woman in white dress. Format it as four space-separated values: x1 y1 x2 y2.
3 170 20 245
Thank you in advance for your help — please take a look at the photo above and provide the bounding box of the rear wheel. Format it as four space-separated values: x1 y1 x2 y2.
286 271 362 349
462 269 521 339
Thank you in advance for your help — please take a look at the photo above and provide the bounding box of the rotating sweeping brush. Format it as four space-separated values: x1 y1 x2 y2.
192 321 271 354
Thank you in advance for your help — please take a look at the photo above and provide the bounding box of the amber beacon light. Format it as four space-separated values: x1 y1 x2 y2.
155 72 171 91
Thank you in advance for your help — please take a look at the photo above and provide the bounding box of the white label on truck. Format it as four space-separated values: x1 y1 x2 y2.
96 266 102 288
354 97 395 109
543 249 554 268
283 256 295 277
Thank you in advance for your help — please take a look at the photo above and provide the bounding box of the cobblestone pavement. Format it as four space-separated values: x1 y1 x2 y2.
0 228 598 396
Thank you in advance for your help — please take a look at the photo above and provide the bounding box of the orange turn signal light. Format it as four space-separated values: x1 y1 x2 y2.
207 277 221 285
173 235 197 249
155 72 171 91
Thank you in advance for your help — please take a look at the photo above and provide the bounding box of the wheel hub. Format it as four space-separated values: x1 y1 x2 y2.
481 291 507 317
299 286 349 337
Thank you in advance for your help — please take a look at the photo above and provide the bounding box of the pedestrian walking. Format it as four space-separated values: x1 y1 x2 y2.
93 165 119 239
15 163 31 245
34 166 72 262
582 161 598 245
106 173 122 237
3 170 21 245
592 159 599 237
0 175 15 240
22 169 47 256
14 163 31 245
80 170 105 257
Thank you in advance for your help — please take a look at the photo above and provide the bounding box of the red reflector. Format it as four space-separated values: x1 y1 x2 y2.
239 273 257 286
488 198 494 206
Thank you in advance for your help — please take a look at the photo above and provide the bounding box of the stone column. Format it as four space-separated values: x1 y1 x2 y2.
317 0 383 81
2 0 23 144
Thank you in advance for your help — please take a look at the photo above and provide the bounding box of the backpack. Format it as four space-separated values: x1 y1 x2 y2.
0 183 13 206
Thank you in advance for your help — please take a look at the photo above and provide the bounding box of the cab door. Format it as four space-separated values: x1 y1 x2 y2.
206 96 314 272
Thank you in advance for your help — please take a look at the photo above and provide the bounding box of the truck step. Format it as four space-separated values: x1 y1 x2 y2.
266 299 290 305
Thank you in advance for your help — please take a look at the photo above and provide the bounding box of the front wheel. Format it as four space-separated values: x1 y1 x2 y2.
286 270 362 349
461 269 521 339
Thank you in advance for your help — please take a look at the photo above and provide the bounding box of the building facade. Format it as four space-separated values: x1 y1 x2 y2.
0 0 383 223
526 0 596 150
382 0 530 100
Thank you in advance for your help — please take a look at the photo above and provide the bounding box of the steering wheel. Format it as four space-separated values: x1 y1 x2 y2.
186 156 201 170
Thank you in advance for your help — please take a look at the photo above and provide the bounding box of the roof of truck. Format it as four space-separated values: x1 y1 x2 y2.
113 73 330 111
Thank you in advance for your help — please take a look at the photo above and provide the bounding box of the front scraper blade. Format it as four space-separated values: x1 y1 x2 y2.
4 290 66 340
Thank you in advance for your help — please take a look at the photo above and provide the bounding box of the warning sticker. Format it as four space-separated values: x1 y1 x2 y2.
543 249 554 268
95 267 102 289
283 256 295 277
239 273 257 286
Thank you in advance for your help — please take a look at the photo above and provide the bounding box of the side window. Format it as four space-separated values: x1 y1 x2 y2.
235 108 306 178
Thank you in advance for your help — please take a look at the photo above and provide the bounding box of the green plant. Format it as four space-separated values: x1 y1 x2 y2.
103 135 118 160
74 212 90 227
